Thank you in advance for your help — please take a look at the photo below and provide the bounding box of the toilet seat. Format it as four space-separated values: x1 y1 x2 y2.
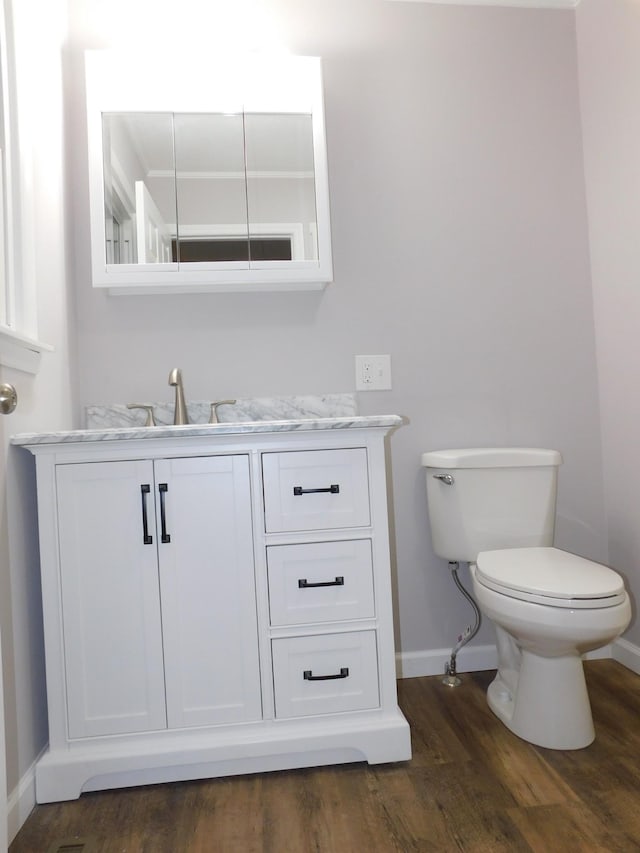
475 546 627 609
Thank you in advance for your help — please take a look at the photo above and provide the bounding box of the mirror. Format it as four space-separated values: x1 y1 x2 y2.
103 112 318 266
86 52 332 293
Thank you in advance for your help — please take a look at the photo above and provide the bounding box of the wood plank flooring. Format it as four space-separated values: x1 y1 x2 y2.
10 660 640 852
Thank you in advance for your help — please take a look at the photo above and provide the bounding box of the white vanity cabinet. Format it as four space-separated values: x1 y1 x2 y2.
55 455 261 739
16 417 411 803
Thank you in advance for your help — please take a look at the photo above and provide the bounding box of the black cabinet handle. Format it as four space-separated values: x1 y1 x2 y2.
159 483 170 543
140 484 152 545
298 576 344 589
293 484 340 496
303 667 349 681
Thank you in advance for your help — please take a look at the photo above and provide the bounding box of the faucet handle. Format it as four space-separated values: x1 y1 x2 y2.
127 403 156 427
209 400 237 424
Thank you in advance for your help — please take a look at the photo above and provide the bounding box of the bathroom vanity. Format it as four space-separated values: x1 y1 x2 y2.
13 414 410 802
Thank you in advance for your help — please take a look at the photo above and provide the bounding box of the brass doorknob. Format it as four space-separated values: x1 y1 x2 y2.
0 383 17 414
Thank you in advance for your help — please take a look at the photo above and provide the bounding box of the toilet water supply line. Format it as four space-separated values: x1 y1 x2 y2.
444 561 481 685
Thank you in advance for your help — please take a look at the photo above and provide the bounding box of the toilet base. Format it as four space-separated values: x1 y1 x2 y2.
487 650 594 750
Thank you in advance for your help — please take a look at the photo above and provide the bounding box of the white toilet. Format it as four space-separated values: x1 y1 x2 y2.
422 447 631 750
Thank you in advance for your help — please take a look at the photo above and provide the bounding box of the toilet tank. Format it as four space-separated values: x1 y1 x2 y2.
422 448 562 563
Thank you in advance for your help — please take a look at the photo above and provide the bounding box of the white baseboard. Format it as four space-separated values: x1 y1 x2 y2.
583 644 613 661
7 747 45 844
396 643 498 679
396 640 622 680
612 637 640 674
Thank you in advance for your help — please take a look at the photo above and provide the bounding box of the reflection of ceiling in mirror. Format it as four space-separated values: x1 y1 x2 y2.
110 113 315 177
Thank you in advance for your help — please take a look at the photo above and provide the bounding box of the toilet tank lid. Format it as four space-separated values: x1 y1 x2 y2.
421 448 562 469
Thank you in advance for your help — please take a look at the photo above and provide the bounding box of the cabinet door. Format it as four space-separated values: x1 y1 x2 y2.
56 461 166 738
154 455 262 728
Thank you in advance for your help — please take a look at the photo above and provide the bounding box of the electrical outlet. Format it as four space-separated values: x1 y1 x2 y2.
355 355 392 391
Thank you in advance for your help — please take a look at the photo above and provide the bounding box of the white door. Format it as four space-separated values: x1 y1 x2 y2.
155 455 262 728
56 460 167 738
135 180 173 263
0 382 11 850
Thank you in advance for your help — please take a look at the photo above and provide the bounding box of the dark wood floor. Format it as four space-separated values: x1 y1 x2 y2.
10 660 640 852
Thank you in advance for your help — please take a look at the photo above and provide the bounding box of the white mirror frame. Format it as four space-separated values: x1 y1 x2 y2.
85 51 333 295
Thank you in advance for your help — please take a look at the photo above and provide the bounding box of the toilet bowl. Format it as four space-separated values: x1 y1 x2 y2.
471 547 631 749
422 448 632 750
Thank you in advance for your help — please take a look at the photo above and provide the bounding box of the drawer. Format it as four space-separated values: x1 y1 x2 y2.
271 631 379 719
267 540 375 626
262 449 370 533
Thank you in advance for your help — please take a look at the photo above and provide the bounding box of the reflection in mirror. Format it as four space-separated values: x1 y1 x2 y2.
101 111 318 266
245 113 317 262
173 112 248 262
102 113 176 264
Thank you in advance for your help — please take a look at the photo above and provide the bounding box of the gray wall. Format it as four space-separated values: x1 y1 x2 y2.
577 0 640 645
66 0 607 659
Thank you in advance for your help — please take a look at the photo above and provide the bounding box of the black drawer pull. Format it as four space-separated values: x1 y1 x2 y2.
159 483 171 543
140 484 153 545
293 484 340 496
303 667 349 681
298 576 345 589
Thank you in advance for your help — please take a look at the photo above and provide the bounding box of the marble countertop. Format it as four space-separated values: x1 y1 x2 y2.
11 415 404 447
85 393 360 430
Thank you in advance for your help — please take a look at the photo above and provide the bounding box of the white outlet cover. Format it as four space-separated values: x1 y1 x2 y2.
355 354 392 391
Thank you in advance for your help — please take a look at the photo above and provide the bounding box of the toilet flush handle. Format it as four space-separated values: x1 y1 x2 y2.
433 473 454 486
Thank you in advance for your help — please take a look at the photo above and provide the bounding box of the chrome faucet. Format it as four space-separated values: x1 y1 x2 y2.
168 368 189 425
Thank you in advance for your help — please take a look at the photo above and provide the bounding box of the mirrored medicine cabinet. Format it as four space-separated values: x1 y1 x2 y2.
85 51 333 294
